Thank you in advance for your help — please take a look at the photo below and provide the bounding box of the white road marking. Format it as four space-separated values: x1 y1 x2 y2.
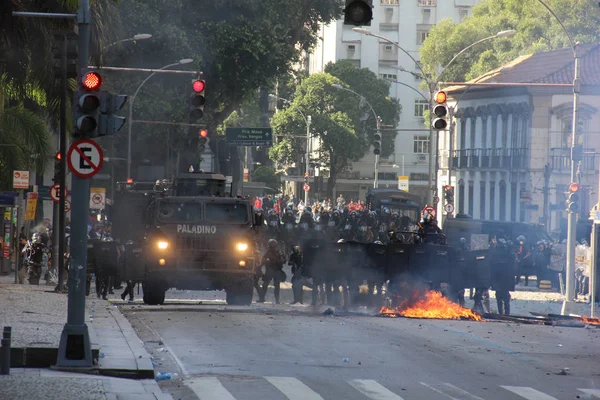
579 389 600 398
420 382 485 400
265 376 324 400
186 377 237 400
501 386 558 400
349 379 405 400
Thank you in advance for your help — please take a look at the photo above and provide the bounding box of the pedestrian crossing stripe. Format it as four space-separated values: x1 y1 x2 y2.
182 377 600 400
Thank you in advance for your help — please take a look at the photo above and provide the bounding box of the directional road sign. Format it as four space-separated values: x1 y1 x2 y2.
444 203 455 214
226 127 272 146
67 139 104 179
422 205 436 219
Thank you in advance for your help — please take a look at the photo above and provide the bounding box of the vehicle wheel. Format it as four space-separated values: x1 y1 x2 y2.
226 279 254 306
143 281 166 305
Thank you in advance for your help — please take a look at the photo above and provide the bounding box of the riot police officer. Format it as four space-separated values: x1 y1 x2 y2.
259 239 286 304
289 246 305 304
491 238 514 315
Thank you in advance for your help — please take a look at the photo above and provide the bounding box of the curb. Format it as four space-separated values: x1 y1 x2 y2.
9 346 100 368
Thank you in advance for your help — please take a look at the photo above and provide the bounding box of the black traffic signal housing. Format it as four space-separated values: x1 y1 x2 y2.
566 183 580 213
373 131 382 156
432 91 449 130
98 92 128 136
73 70 102 138
52 32 78 79
444 185 454 203
53 152 62 182
198 129 209 152
304 172 309 184
344 0 373 26
190 79 206 120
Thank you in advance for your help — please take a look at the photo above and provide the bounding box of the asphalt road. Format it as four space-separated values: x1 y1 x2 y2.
121 292 600 400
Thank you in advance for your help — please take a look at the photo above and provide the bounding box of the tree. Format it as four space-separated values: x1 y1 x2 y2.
420 0 600 83
325 60 400 157
270 73 365 198
252 166 281 191
102 0 343 179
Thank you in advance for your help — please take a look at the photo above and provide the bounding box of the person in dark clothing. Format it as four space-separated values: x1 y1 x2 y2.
491 238 515 315
515 236 533 286
259 239 286 304
121 281 136 301
289 246 304 304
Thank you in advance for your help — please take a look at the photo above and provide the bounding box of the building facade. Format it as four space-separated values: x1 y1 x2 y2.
305 0 481 202
438 45 600 236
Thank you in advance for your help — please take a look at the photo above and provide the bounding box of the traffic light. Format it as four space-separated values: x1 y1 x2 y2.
73 70 102 137
53 152 62 181
344 0 373 26
432 91 449 130
52 33 78 79
444 185 454 203
198 129 209 152
304 172 309 184
190 79 206 120
373 131 382 156
566 182 580 213
98 92 128 136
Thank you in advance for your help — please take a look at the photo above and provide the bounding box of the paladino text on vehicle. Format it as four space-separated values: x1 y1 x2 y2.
177 225 217 234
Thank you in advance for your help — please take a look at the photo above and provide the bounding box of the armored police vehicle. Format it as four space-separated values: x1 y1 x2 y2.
113 173 257 306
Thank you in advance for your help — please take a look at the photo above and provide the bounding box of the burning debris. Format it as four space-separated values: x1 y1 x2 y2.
581 316 600 326
380 290 483 321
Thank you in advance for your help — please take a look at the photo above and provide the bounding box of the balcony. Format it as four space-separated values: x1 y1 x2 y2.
450 148 527 170
550 148 598 172
418 0 436 5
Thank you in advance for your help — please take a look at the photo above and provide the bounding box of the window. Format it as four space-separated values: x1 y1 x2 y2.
379 172 398 180
459 8 470 21
489 181 496 220
417 29 430 45
468 181 474 217
418 0 437 5
414 99 429 117
379 73 398 80
157 202 203 222
413 135 430 154
499 181 506 221
206 203 249 224
381 0 399 4
458 180 465 214
479 181 486 220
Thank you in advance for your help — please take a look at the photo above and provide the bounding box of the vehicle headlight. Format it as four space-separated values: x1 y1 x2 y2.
157 241 169 250
236 242 248 252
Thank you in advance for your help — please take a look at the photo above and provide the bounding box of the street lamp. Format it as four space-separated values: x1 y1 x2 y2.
102 33 152 51
353 27 515 203
331 83 382 188
268 94 312 204
127 58 193 178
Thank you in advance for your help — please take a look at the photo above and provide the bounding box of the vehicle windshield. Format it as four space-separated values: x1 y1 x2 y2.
205 203 249 224
157 202 203 222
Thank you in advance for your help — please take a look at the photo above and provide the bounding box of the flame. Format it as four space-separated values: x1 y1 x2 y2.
582 316 600 326
380 290 483 321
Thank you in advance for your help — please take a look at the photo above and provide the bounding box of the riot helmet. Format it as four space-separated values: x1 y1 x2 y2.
268 239 278 249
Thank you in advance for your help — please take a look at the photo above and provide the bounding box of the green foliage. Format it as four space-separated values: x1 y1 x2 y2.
251 166 280 191
420 0 600 83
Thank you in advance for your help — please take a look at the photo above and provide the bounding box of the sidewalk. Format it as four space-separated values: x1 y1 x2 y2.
0 274 165 399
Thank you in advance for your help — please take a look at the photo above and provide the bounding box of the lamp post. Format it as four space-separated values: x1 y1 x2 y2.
102 33 152 51
331 84 381 188
354 27 515 203
268 94 312 204
127 58 193 178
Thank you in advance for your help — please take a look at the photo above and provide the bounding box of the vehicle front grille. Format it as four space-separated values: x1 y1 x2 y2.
174 236 229 252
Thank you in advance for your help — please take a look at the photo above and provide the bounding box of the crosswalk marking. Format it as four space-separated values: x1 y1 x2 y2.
501 386 559 400
265 376 324 400
185 377 237 400
420 382 485 400
579 389 600 398
349 379 405 400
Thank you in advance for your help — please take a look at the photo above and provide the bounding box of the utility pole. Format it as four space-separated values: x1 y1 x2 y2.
56 0 93 368
543 164 551 229
427 87 435 204
304 115 312 205
374 116 381 189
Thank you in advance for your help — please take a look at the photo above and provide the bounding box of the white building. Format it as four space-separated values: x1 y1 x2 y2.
305 0 480 202
438 44 600 237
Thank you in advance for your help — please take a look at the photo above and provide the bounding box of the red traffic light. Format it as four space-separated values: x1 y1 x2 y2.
126 178 134 184
434 91 447 104
82 71 102 91
192 80 206 93
569 183 579 193
199 129 208 138
444 185 452 191
55 152 62 161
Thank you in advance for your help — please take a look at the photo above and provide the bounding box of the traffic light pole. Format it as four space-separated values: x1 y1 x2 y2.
305 115 312 205
58 34 68 292
374 116 381 189
56 0 93 368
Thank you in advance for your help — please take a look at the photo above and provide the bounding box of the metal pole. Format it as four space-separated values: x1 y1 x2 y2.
402 154 405 177
14 191 23 284
0 326 11 375
58 34 68 292
591 222 597 318
427 89 435 204
127 100 133 178
374 116 381 189
56 0 93 368
305 116 311 205
562 46 580 315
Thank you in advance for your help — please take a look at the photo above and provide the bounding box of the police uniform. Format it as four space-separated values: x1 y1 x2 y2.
259 240 286 304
